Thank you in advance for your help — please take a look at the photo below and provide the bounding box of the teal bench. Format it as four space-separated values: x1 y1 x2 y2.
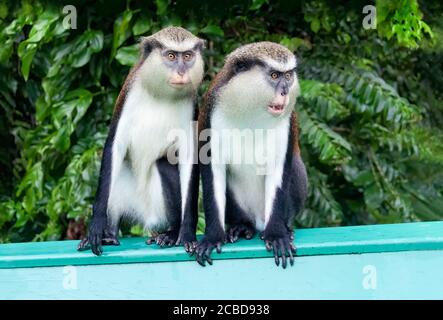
1 221 442 299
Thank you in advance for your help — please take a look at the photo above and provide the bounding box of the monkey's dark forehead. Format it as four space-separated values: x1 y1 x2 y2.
226 41 295 66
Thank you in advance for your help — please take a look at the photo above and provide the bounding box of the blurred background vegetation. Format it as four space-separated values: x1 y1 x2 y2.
0 0 442 243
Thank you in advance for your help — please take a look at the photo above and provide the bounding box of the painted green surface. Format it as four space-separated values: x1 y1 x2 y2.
1 221 443 269
1 250 443 299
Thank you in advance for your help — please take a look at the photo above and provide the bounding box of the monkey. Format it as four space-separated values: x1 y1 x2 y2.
78 27 205 255
194 41 308 268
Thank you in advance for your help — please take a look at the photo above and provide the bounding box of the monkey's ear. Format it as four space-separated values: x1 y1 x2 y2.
140 37 153 54
140 37 161 58
195 39 207 51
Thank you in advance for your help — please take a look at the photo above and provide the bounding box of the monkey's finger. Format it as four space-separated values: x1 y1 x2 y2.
96 236 103 255
265 240 272 251
288 244 294 266
166 236 176 246
245 229 254 240
196 255 206 267
232 228 241 242
184 242 192 253
197 247 208 267
272 240 280 266
279 239 287 269
228 228 237 243
216 242 222 254
259 232 265 240
91 235 102 255
205 248 213 265
189 241 198 254
77 238 90 251
226 230 234 243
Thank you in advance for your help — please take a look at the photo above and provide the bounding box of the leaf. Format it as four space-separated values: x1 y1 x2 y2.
249 0 268 11
89 30 104 53
52 126 71 152
19 44 37 80
112 10 134 58
156 0 169 16
115 45 139 66
71 49 92 68
311 18 320 33
364 184 384 210
280 37 312 51
0 2 7 19
133 16 151 36
0 40 13 63
200 24 224 37
26 10 59 43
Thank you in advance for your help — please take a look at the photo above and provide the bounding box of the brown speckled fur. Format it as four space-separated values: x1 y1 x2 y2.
225 41 292 66
142 26 201 46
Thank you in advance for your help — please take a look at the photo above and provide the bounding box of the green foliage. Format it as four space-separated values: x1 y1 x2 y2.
0 0 442 242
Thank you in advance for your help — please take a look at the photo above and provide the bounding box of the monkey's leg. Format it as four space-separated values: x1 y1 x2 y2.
146 157 182 248
175 109 199 252
193 162 226 266
262 155 307 269
225 188 255 243
176 162 199 253
77 127 126 255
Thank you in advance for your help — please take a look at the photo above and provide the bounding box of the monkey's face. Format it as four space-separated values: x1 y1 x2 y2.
219 62 299 118
139 47 204 100
264 63 300 117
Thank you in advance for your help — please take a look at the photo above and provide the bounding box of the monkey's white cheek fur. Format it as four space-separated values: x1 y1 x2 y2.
189 55 204 91
219 68 274 117
139 52 170 97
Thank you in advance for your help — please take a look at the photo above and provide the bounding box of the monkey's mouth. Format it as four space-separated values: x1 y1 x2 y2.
268 103 285 115
169 81 189 88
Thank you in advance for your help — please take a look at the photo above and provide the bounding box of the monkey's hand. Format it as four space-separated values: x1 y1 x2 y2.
262 232 296 269
192 237 224 267
226 223 255 243
175 230 197 254
77 217 107 256
146 230 179 248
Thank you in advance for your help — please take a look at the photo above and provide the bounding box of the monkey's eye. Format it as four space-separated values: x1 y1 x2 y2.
270 72 279 80
284 72 293 80
167 52 176 60
183 52 194 61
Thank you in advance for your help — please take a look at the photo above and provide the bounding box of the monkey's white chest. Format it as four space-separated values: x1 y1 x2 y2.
211 110 289 231
107 84 194 230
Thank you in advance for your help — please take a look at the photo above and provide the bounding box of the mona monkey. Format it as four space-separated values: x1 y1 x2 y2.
195 42 308 268
78 27 205 255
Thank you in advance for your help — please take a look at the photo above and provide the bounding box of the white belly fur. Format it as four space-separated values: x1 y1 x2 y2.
211 109 289 231
107 82 194 231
